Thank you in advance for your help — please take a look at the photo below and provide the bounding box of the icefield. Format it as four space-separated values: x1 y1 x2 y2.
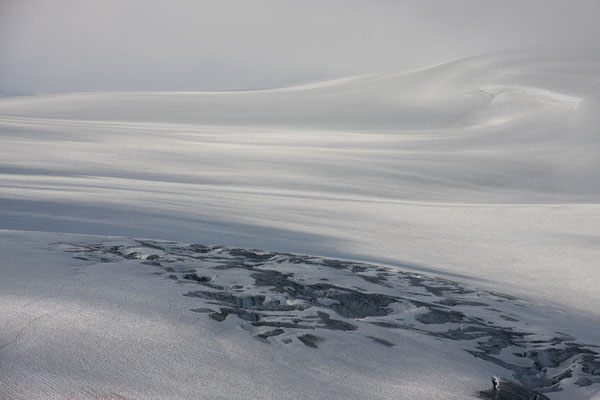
1 52 600 399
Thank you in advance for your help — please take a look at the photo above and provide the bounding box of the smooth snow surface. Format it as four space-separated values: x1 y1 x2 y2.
1 52 600 399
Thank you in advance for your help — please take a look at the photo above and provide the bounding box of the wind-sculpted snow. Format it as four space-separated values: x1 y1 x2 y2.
1 52 599 317
1 52 599 398
56 238 600 398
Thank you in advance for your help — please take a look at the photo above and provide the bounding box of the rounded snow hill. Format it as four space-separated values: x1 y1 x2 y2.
1 51 598 132
0 49 599 319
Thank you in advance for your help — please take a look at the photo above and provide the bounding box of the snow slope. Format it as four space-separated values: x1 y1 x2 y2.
1 231 599 399
1 51 599 398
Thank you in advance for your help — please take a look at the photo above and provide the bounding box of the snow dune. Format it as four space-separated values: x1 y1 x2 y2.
2 52 599 313
1 51 599 398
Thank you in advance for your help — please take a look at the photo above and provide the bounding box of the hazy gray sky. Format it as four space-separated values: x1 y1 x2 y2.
1 0 599 94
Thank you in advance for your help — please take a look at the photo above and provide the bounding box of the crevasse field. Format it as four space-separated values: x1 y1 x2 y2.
1 52 599 399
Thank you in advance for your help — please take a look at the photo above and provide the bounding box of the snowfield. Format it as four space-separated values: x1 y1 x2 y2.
1 52 599 399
